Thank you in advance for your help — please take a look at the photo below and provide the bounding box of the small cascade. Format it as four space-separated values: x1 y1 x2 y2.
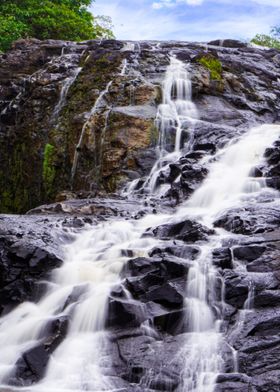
120 58 128 75
71 81 113 186
97 108 112 184
125 56 198 196
121 42 136 52
176 123 280 391
179 241 223 392
182 124 280 221
51 67 82 126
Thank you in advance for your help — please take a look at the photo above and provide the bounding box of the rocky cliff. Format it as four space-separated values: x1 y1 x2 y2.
0 39 280 392
1 38 279 212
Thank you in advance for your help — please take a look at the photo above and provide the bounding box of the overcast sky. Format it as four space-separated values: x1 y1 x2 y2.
90 0 280 41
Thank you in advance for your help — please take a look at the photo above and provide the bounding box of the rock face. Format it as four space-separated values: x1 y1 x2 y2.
0 215 74 315
0 38 280 392
1 39 280 212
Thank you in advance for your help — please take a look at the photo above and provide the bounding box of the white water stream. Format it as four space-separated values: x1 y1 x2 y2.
51 67 82 126
71 80 113 185
124 57 198 196
0 56 280 392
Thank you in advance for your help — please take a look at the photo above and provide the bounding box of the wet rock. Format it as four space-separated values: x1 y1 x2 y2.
264 145 280 165
107 297 147 328
0 215 65 314
149 243 200 260
208 39 247 48
150 219 214 242
253 290 280 308
124 256 189 279
143 281 185 308
213 205 280 235
215 373 253 392
115 333 184 389
266 177 280 191
180 163 208 192
12 345 49 385
223 270 278 308
11 316 69 385
153 307 186 335
112 105 157 119
233 245 266 263
212 247 233 269
27 196 165 219
247 315 280 336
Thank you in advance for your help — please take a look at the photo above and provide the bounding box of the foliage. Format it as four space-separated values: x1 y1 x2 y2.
251 27 280 50
0 0 114 52
251 34 280 50
0 15 28 52
198 56 222 81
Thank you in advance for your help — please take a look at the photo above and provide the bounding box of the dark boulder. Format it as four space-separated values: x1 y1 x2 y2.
149 243 200 260
0 237 62 314
233 246 266 263
10 316 69 385
213 206 280 235
107 297 147 328
208 39 247 48
150 219 214 242
212 247 233 269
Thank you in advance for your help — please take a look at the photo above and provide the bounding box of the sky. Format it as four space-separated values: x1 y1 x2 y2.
90 0 280 42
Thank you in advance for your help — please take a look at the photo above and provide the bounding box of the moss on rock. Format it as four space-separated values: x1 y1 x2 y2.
197 55 222 81
43 143 56 197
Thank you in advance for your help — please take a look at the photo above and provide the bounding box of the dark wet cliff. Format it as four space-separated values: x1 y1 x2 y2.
0 38 279 213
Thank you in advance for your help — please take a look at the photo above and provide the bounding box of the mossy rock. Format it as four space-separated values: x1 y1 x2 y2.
43 143 56 197
196 54 223 81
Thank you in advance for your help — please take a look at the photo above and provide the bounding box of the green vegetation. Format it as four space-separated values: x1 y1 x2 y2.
197 55 222 81
251 26 280 49
0 0 114 52
43 143 56 196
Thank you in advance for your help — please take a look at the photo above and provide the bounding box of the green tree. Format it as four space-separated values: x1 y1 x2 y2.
0 0 114 52
251 26 280 49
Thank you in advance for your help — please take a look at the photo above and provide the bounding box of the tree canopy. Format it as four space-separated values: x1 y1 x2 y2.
0 0 114 52
251 27 280 50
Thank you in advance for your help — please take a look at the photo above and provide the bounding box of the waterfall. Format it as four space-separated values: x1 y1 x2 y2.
51 67 82 126
71 80 113 186
183 124 280 221
0 52 280 392
125 56 198 196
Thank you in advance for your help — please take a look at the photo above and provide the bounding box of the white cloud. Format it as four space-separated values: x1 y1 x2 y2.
152 3 163 9
91 0 280 41
152 0 280 7
152 0 204 9
251 0 280 6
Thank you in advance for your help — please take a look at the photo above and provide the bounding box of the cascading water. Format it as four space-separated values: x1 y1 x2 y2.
0 51 280 392
71 80 113 186
124 56 198 196
175 123 280 392
51 67 82 126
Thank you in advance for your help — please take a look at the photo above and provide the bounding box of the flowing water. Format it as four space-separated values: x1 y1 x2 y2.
1 55 280 392
71 80 113 185
51 67 82 126
124 57 198 196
